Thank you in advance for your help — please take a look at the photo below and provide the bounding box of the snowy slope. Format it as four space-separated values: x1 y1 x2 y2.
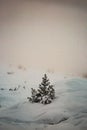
0 66 87 130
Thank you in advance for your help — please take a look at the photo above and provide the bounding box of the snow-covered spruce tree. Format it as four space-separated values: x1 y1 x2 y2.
28 88 42 103
38 74 50 96
28 74 55 104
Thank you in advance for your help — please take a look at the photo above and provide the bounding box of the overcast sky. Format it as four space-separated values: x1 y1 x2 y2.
0 0 87 74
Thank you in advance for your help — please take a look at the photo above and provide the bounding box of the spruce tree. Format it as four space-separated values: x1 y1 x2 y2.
28 88 42 103
28 74 55 104
38 74 50 96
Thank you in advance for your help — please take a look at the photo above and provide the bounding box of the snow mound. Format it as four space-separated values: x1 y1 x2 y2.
0 66 87 130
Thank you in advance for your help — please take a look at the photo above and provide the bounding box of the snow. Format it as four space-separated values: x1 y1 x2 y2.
0 65 87 130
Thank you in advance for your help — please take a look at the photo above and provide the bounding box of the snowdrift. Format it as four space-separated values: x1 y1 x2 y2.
0 66 87 130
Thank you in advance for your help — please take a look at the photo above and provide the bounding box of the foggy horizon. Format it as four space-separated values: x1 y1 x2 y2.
0 0 87 75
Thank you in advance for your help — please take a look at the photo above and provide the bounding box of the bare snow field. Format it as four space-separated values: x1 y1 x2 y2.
0 66 87 130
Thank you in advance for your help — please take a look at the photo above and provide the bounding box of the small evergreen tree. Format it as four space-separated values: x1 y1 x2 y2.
28 74 55 104
38 74 50 96
28 88 42 103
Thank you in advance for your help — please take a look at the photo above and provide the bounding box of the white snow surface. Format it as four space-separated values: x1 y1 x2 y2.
0 65 87 130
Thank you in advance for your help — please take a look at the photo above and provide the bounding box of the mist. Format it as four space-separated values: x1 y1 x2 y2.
0 0 87 74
